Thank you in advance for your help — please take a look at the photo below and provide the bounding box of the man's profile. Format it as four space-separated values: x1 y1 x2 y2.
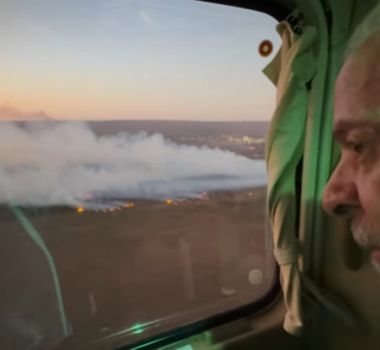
323 3 380 271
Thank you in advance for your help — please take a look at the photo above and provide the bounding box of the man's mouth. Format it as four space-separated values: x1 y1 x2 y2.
349 216 380 272
370 248 380 265
370 248 380 274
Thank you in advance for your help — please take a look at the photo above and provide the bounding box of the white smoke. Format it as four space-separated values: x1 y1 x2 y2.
0 122 266 208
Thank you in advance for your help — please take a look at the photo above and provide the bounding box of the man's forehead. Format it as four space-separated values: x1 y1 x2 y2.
334 53 380 126
333 32 380 136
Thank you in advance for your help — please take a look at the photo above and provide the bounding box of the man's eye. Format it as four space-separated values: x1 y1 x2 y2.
348 140 365 154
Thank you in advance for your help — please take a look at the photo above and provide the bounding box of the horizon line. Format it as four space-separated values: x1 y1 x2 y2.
1 118 270 123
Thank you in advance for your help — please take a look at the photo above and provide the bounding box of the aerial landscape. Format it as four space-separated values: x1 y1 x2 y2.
0 120 275 349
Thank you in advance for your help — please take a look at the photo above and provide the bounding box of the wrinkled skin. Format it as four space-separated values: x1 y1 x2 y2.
322 33 380 270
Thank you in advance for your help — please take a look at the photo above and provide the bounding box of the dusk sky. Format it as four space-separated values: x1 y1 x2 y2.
0 0 280 121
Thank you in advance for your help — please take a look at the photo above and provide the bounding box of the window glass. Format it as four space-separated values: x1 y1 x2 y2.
0 0 280 348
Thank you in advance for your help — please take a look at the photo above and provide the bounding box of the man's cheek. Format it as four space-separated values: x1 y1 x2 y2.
360 172 380 213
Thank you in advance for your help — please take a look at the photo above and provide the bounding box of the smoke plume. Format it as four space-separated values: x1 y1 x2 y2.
0 122 266 208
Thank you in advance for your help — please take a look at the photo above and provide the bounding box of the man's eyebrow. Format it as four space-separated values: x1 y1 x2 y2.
333 120 380 139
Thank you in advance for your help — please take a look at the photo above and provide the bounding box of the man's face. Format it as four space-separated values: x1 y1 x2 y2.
322 35 380 269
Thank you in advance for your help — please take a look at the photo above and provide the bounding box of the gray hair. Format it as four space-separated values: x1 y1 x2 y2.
345 2 380 57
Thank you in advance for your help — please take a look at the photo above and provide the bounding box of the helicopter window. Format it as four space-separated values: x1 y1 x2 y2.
0 0 279 348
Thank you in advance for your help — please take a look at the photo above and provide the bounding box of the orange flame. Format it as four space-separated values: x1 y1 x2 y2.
76 207 85 214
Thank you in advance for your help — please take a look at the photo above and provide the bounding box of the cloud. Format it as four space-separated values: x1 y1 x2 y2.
0 122 266 208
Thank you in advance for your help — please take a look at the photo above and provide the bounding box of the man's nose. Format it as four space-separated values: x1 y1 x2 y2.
322 161 359 216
